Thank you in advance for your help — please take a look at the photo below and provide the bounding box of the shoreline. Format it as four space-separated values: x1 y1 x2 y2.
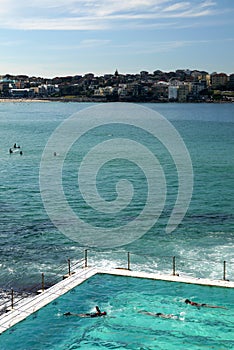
0 98 52 103
0 98 233 104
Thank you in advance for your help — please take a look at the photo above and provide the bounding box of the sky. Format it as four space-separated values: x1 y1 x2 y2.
0 0 233 78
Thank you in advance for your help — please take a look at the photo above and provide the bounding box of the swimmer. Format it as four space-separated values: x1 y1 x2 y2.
185 299 226 309
155 312 178 319
139 311 178 319
64 306 107 318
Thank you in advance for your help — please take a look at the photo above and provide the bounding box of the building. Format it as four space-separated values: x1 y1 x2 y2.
0 79 16 96
210 73 228 88
10 88 35 98
178 83 191 102
94 86 114 96
190 81 206 98
151 81 169 100
168 85 178 100
227 74 234 90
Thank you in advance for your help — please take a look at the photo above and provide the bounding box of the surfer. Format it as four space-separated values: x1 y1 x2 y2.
64 306 107 318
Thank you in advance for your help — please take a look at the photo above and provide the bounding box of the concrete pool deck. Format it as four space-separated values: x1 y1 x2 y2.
0 267 233 335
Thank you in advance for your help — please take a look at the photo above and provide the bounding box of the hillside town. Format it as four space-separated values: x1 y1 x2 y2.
0 69 234 102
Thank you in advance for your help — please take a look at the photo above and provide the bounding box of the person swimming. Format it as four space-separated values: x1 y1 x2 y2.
64 306 107 318
155 312 178 319
139 310 178 319
185 299 226 309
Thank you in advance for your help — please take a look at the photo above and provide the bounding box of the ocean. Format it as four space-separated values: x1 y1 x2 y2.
0 101 233 302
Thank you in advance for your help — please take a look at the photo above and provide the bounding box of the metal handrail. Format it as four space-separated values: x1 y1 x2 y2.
1 251 233 314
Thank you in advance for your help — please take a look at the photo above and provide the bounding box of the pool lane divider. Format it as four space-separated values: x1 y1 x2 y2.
0 267 233 335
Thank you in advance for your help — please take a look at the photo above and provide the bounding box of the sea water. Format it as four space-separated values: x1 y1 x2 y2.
0 101 233 294
0 274 233 349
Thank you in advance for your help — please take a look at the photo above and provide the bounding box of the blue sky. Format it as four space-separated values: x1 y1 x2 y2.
0 0 233 77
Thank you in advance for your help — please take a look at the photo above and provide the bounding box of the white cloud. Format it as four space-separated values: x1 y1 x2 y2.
45 36 218 55
0 0 13 14
80 39 111 47
163 2 191 12
0 0 220 30
200 0 216 8
1 17 108 30
110 39 212 55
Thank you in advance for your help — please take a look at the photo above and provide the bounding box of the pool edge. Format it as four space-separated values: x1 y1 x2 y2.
0 267 233 335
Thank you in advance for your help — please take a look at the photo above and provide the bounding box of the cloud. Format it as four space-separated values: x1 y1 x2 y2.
0 39 26 47
200 0 216 8
0 0 221 30
118 41 187 55
163 2 191 12
110 39 213 56
3 17 107 31
80 39 111 47
50 39 186 54
0 0 14 15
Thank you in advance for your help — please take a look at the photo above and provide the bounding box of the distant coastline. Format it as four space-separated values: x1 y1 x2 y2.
1 70 234 103
0 97 233 104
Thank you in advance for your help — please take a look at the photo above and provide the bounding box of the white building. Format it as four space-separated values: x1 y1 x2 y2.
168 85 178 100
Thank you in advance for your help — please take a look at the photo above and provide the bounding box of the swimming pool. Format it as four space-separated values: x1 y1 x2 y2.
0 274 233 349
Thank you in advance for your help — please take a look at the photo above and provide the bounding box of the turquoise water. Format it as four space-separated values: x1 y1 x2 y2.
0 274 233 349
0 102 233 290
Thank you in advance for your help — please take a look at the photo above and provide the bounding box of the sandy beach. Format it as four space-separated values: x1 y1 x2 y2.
0 98 52 103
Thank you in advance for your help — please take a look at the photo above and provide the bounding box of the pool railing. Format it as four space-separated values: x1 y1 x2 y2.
0 249 233 334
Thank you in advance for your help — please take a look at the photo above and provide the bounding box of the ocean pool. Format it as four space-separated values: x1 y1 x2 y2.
0 274 233 349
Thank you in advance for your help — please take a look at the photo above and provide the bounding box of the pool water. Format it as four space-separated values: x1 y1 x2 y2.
0 274 233 349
